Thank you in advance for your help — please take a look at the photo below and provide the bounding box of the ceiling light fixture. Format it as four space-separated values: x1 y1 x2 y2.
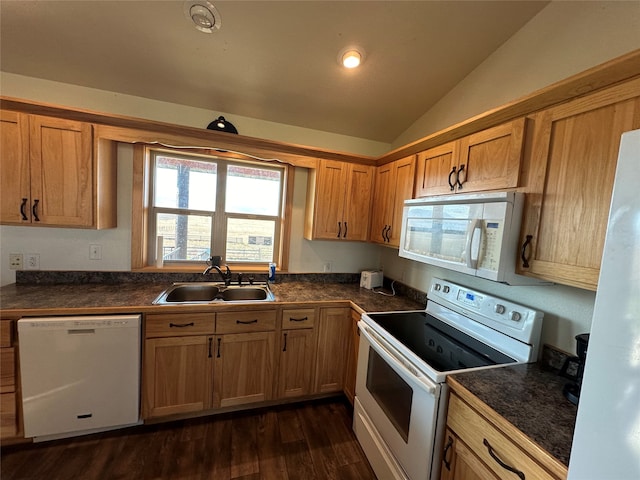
338 46 365 69
207 116 238 134
183 1 221 33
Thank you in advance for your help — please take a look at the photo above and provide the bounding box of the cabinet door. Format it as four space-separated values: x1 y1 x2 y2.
415 141 459 197
343 309 361 405
277 329 316 399
388 156 415 246
518 80 640 290
314 307 350 393
143 335 213 418
457 118 525 193
343 163 374 240
369 162 395 244
29 115 94 226
213 331 275 408
0 111 30 224
312 159 347 239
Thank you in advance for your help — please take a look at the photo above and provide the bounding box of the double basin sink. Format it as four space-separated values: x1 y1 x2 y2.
153 282 275 305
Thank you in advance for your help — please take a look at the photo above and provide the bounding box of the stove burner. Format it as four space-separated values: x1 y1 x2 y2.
366 311 516 373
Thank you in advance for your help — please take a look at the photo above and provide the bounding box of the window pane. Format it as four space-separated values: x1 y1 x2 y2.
226 218 275 263
225 165 281 215
155 156 217 211
157 213 212 261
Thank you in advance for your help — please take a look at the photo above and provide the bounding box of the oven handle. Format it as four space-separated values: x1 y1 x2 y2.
360 323 437 395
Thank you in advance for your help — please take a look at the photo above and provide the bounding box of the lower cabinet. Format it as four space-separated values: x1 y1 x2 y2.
142 313 215 419
441 389 566 480
343 308 361 404
314 306 350 393
277 308 316 399
0 319 18 440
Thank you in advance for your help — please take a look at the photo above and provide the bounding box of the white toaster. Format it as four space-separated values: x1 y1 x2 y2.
360 270 383 289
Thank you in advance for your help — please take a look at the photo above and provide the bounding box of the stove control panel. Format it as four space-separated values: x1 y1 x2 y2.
428 277 543 346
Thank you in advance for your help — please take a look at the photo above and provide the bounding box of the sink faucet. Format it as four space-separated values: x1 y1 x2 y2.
203 256 233 286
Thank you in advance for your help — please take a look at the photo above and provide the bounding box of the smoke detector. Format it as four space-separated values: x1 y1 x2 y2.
184 1 221 33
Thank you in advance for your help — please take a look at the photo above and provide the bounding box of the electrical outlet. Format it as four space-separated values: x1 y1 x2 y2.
25 253 40 270
9 254 23 270
90 244 102 260
323 262 332 272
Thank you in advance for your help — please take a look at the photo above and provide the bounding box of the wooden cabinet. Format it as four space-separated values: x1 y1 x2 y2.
213 310 276 408
142 313 215 419
314 307 350 393
277 308 317 399
442 389 566 480
416 119 525 197
0 319 18 440
0 110 116 228
343 308 361 405
305 159 375 241
517 78 640 290
369 155 415 247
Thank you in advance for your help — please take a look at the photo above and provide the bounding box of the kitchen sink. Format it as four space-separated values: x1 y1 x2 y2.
153 282 275 304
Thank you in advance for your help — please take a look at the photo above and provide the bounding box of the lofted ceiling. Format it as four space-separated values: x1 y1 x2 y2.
0 1 549 143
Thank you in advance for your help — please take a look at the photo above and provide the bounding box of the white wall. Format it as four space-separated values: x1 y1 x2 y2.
393 1 640 148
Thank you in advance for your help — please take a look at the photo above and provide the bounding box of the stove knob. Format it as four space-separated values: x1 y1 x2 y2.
436 346 443 354
443 285 450 294
494 304 506 315
434 283 442 291
509 311 522 322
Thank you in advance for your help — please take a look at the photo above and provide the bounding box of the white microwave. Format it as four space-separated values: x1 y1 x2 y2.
399 191 544 285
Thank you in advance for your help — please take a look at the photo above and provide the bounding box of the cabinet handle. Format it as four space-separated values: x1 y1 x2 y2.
381 226 387 242
337 221 342 238
169 322 195 328
289 316 308 322
521 235 533 268
343 222 348 238
208 337 213 358
283 332 288 352
32 199 40 222
483 439 525 480
236 319 258 324
384 225 391 242
443 436 454 471
216 337 221 358
456 164 466 189
448 166 457 191
20 198 28 220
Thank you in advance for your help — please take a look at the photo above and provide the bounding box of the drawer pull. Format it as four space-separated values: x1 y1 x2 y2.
169 322 195 328
236 319 258 325
443 436 454 471
289 316 308 322
483 438 525 480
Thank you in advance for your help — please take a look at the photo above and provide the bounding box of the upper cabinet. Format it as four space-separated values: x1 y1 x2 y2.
0 111 116 229
415 119 526 197
305 159 374 241
517 77 640 290
369 155 415 247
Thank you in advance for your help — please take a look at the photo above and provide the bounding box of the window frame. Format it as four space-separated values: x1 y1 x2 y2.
131 145 293 272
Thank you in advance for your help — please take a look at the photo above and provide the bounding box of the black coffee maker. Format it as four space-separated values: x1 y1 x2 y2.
560 333 590 405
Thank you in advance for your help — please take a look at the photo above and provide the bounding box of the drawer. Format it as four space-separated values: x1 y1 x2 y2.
0 348 15 393
448 393 560 480
216 310 276 334
145 313 215 338
281 308 316 330
0 320 13 347
0 392 17 439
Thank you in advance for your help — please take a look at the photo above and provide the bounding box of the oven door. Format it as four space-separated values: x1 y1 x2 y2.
354 321 444 480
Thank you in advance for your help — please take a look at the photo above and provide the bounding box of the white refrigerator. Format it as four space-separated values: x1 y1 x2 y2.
568 129 640 479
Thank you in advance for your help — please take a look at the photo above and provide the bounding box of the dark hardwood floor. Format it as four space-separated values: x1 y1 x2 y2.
1 398 376 480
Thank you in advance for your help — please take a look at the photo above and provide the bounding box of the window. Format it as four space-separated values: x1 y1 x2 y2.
147 149 286 268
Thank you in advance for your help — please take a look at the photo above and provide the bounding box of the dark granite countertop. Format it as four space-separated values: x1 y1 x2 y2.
0 277 425 315
448 363 578 468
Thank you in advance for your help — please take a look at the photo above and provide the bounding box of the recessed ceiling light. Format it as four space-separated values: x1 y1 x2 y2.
183 1 221 33
338 46 366 69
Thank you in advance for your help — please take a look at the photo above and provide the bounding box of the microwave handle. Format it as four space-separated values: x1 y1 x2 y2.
465 219 483 269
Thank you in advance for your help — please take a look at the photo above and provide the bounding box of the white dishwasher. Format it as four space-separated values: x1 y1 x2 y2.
18 315 141 441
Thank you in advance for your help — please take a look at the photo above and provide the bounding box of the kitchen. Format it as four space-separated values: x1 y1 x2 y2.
1 1 640 479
